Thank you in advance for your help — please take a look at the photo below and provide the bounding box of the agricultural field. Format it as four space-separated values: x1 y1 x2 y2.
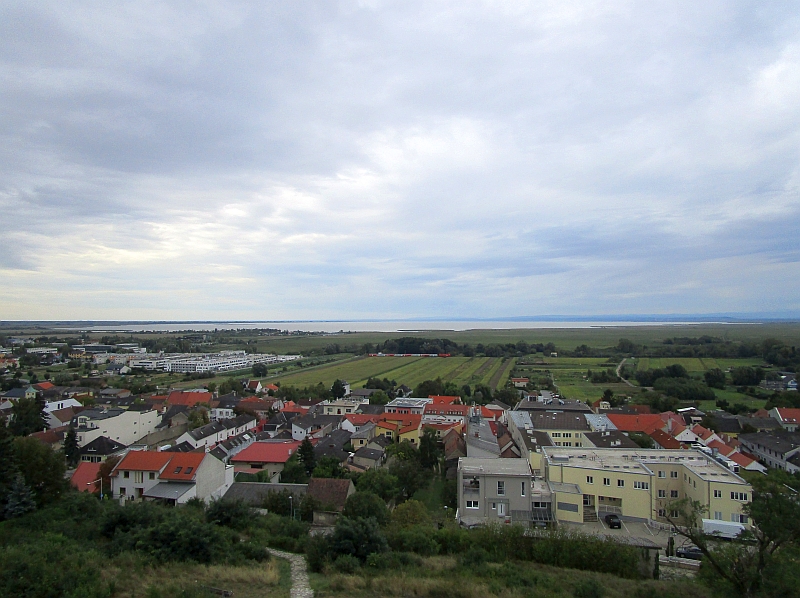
269 356 516 391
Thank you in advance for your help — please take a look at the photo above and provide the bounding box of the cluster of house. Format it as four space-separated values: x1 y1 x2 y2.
453 392 767 531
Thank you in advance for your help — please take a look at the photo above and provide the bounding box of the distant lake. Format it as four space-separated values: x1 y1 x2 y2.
55 320 736 333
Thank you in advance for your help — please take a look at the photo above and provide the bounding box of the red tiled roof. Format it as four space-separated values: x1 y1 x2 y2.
345 414 379 426
776 408 800 424
159 453 205 481
34 381 55 390
429 395 461 404
70 462 102 492
166 390 212 407
264 384 279 392
691 425 716 440
606 414 663 433
424 404 469 416
30 426 67 445
230 440 301 464
247 380 261 389
648 430 682 449
380 413 422 427
706 439 735 456
113 450 172 475
727 452 755 468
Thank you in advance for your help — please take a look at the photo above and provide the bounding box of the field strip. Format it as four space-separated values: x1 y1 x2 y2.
273 356 424 387
490 358 516 389
400 358 468 388
479 359 505 386
353 358 448 387
442 357 478 382
453 358 491 384
472 358 497 382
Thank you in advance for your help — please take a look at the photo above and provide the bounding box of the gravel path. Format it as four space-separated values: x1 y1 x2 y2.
267 548 314 598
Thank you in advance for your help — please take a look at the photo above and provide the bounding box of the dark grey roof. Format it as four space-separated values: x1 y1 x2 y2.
189 421 226 440
157 405 190 428
143 482 194 500
354 447 383 461
739 431 800 456
314 429 353 462
293 413 343 429
369 434 393 448
707 413 742 434
164 441 201 453
516 397 591 413
215 392 240 409
79 435 127 456
528 411 590 431
3 388 28 398
355 404 385 415
737 416 781 431
350 388 377 397
583 430 640 449
223 482 307 505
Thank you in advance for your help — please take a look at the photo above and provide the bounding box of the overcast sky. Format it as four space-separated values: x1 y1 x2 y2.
1 1 799 321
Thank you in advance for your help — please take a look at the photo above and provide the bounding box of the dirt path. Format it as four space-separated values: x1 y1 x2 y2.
616 358 636 387
489 358 516 389
266 548 313 598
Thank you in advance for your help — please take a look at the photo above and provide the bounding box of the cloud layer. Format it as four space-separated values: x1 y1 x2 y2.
1 1 799 320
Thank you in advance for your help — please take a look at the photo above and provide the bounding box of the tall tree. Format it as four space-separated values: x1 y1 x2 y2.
9 397 46 436
298 437 316 475
0 423 20 515
419 427 441 470
13 437 67 506
331 379 347 399
4 474 36 519
63 427 80 468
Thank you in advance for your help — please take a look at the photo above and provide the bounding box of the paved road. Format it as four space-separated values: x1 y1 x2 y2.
267 548 314 598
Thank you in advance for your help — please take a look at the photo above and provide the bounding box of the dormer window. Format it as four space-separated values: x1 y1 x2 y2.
174 466 182 474
184 467 193 475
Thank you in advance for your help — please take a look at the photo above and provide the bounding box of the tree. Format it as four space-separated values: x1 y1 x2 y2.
252 363 268 377
313 456 348 479
666 475 800 598
0 423 20 515
704 368 727 389
628 432 654 449
356 469 399 502
368 390 390 405
187 407 209 430
63 427 80 467
330 516 388 562
331 379 347 399
390 499 432 528
280 454 308 484
419 427 441 470
298 437 316 475
4 474 36 519
97 455 121 497
342 491 390 526
731 366 763 387
9 397 46 436
13 436 66 506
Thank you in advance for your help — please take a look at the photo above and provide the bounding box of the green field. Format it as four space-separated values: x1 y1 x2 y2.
269 356 516 391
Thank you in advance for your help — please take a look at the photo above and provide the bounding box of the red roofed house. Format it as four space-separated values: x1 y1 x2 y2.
648 429 682 450
706 439 736 457
341 413 380 433
511 378 529 388
230 440 302 482
770 408 800 432
281 401 309 415
423 402 470 426
691 425 721 446
70 461 102 493
728 451 768 473
111 449 232 504
245 380 263 394
166 390 212 408
429 395 462 405
34 381 55 391
606 414 664 434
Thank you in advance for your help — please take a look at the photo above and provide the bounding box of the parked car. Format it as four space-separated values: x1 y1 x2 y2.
676 546 704 560
604 514 622 529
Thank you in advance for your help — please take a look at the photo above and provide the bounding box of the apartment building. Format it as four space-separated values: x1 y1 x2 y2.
384 398 432 415
72 407 159 447
321 398 369 415
541 447 753 527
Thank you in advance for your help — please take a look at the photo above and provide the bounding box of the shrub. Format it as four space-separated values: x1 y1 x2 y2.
333 554 361 574
305 533 332 573
459 545 489 567
573 578 605 598
330 516 388 561
366 551 423 570
386 525 440 556
206 498 254 530
390 499 432 528
342 491 390 526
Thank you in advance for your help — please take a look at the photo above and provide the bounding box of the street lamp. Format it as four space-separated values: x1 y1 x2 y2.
92 476 104 500
289 494 293 520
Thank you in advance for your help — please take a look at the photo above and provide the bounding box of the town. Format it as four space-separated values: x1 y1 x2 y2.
0 326 798 598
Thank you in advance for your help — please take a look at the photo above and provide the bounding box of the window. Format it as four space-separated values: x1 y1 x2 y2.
521 482 526 496
732 513 749 524
586 476 594 484
491 502 496 509
466 500 479 509
552 432 561 438
684 473 687 481
671 471 678 478
174 467 182 474
617 479 625 487
731 492 748 501
658 509 666 517
714 511 723 520
603 478 610 486
123 471 130 479
120 488 126 496
658 471 666 478
658 489 666 498
134 471 143 484
634 481 649 490
149 472 155 480
670 510 679 518
714 490 722 498
564 433 572 438
497 481 505 496
670 490 679 498
185 467 193 475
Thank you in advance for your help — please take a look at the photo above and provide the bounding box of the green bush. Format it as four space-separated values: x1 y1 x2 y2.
365 551 423 570
342 491 390 526
206 498 254 530
386 525 440 556
573 578 605 598
330 516 388 561
305 533 332 572
459 545 489 567
333 554 361 574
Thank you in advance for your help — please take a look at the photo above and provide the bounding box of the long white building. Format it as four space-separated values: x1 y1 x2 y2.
130 351 300 373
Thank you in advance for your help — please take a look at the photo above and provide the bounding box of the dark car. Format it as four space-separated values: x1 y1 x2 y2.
676 546 704 560
604 514 622 529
